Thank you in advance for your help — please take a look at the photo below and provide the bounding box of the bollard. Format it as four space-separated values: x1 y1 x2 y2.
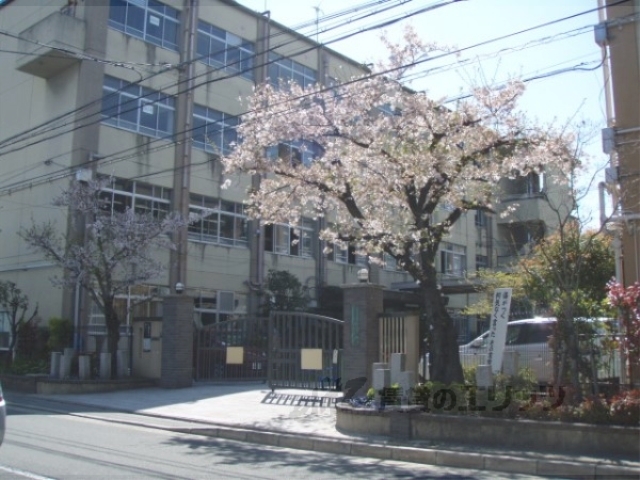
78 355 91 380
476 364 493 388
116 350 127 378
100 352 111 379
50 352 62 378
502 351 520 377
59 347 74 379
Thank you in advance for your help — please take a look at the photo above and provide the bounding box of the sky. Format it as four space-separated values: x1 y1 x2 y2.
235 0 609 227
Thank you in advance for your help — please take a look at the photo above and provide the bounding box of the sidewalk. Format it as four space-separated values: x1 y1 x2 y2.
24 382 640 478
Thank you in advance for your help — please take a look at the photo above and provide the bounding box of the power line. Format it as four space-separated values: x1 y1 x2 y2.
0 0 620 198
0 0 458 161
0 0 412 151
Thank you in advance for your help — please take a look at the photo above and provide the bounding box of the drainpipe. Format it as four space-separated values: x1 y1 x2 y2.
597 0 628 386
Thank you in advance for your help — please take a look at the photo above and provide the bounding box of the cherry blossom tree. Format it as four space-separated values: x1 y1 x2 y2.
20 178 184 379
223 28 574 384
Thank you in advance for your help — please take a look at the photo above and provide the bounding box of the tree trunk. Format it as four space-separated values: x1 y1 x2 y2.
105 307 120 380
421 283 464 384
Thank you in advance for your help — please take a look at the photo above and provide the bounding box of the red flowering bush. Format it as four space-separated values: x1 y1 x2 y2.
606 280 640 359
610 389 640 426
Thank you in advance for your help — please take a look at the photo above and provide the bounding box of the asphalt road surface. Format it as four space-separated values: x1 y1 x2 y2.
0 396 556 480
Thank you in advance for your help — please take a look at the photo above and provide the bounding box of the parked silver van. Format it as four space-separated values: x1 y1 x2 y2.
460 317 556 383
423 317 620 384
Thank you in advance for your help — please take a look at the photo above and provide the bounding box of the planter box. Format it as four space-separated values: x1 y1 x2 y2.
336 403 640 459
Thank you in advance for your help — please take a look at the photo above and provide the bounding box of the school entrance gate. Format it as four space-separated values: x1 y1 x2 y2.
268 312 344 390
193 312 344 386
193 316 269 382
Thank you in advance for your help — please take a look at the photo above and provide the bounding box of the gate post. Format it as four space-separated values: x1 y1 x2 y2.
160 295 194 388
342 283 384 395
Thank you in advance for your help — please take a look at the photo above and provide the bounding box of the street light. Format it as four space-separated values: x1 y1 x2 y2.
357 268 369 283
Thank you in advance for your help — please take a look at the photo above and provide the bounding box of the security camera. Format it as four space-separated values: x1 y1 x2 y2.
175 282 185 294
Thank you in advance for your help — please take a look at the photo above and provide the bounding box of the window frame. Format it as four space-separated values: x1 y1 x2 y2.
334 244 367 266
192 105 239 155
108 0 179 52
188 195 248 247
440 242 467 277
102 76 175 139
196 20 255 80
100 178 171 219
266 139 323 167
267 52 317 89
194 290 241 326
264 219 315 258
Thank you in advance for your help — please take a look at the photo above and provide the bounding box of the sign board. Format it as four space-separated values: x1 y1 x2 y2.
487 288 512 374
300 348 323 370
226 346 244 365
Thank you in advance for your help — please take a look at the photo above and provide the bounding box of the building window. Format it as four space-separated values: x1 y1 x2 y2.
194 291 243 326
188 195 248 247
99 178 171 218
102 76 175 138
440 242 466 277
266 140 323 167
476 254 489 271
0 310 11 349
333 244 367 266
197 20 254 80
192 105 239 155
475 210 487 227
383 253 402 271
268 52 317 89
264 219 314 257
88 294 157 335
109 0 179 51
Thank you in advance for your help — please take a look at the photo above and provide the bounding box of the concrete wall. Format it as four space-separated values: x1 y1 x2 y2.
606 0 640 287
336 404 640 459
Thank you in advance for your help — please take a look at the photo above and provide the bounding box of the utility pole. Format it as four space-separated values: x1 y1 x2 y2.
170 0 198 294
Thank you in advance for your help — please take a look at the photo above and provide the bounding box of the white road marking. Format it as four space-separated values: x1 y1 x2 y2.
0 465 57 480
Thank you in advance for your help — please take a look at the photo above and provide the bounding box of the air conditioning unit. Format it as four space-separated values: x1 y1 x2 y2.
75 168 93 183
602 127 616 154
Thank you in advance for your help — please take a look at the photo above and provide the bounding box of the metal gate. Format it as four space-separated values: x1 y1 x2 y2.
268 311 344 390
194 317 269 382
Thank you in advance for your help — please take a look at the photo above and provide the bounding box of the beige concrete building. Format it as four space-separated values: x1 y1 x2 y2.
600 0 640 288
0 0 566 354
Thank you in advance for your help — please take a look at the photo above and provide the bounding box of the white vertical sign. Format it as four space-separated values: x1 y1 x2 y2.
487 288 512 374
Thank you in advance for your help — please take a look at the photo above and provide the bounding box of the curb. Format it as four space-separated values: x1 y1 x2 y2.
10 398 640 479
179 425 640 479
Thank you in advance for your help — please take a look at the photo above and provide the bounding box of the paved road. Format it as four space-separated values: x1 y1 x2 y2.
0 400 556 480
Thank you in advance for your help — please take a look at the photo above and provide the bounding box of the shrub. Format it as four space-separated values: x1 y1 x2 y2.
47 317 74 352
4 357 48 375
609 389 640 426
462 365 477 385
380 383 401 406
366 387 376 401
16 318 49 361
573 396 611 424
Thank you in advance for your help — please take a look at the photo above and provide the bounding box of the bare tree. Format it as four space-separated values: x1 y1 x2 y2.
0 280 38 365
20 178 184 378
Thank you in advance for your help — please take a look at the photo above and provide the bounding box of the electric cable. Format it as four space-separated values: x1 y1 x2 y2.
0 0 621 198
